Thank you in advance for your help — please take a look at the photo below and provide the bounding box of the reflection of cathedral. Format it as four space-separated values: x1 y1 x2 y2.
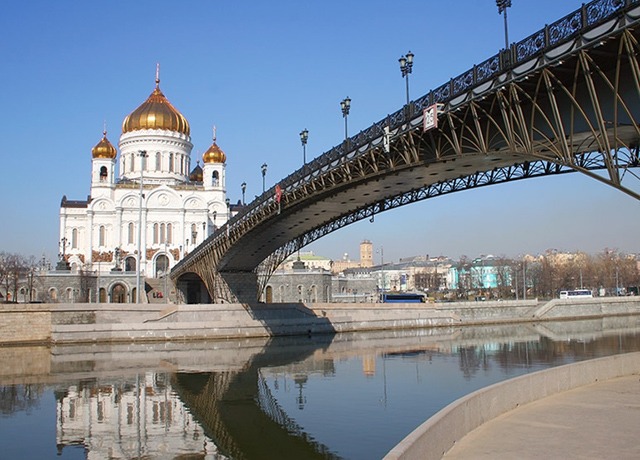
58 67 235 302
55 372 228 459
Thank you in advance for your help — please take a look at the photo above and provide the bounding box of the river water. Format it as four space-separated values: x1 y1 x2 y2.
1 317 640 460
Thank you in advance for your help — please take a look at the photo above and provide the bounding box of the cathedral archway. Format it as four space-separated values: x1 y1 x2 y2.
125 256 136 272
111 283 127 303
99 288 107 303
155 254 169 278
265 285 273 304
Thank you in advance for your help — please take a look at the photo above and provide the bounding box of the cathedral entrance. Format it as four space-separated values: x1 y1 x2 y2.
125 257 136 272
111 284 127 303
155 254 169 278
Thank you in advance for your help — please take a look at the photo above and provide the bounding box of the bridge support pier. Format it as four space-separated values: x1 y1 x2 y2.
219 271 259 304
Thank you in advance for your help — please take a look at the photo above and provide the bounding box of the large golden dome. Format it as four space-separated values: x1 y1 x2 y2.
122 77 190 135
202 127 226 164
92 131 117 159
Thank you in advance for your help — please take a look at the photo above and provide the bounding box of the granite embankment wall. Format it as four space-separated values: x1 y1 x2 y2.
383 351 640 460
1 297 640 345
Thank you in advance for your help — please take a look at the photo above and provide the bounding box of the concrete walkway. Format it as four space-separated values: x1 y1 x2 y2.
443 374 640 459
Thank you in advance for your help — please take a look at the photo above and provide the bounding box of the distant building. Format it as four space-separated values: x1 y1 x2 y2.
331 240 373 274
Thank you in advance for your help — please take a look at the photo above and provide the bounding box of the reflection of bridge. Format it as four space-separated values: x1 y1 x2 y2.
171 0 640 303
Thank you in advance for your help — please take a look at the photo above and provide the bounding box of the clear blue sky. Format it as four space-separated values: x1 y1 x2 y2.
1 0 638 265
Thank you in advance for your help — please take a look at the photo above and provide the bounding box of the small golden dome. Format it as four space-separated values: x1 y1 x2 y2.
202 126 226 163
122 77 190 135
92 131 117 159
189 162 203 182
202 142 226 164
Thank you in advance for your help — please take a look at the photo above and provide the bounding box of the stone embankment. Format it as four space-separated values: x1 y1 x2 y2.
383 351 640 460
1 297 639 345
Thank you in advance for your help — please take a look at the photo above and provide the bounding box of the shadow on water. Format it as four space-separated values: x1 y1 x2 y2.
174 334 340 460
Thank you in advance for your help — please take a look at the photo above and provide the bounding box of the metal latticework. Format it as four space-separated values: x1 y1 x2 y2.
172 0 640 303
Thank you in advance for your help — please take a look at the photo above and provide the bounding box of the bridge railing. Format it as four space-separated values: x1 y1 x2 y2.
173 0 636 273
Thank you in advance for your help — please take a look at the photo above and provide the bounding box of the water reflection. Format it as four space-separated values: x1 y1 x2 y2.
55 373 225 458
1 317 640 460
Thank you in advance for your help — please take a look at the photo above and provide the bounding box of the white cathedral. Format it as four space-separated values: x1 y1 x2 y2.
59 72 234 292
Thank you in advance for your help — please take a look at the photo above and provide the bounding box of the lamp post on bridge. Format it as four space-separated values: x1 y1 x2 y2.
261 163 267 192
398 51 414 106
340 97 351 141
241 182 246 205
299 128 309 166
496 0 511 50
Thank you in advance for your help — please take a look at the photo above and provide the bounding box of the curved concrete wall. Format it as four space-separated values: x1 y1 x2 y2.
383 351 640 460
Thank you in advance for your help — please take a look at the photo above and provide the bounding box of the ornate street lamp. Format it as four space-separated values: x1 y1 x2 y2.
241 182 247 205
261 163 268 192
299 129 309 165
136 149 147 304
496 0 512 50
399 51 414 105
340 97 351 141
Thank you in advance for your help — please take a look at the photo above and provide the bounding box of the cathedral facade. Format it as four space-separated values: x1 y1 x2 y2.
59 72 233 302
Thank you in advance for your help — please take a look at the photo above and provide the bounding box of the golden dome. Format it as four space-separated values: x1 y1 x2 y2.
92 131 117 159
122 77 190 135
189 162 203 182
202 127 226 163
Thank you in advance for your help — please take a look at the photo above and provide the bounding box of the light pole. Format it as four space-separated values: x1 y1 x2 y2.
377 246 385 301
340 97 351 141
299 129 309 165
399 51 414 105
225 198 231 238
496 0 511 50
136 150 147 304
261 163 267 192
241 182 246 205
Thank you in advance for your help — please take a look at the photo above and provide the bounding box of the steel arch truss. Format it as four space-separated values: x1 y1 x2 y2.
172 2 640 303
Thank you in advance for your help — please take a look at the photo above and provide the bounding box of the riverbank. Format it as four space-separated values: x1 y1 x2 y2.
1 297 640 345
384 351 640 460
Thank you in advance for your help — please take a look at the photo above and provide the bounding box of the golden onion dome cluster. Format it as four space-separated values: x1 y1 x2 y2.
91 131 117 159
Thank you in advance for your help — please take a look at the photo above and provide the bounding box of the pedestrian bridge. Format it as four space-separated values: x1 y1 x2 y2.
171 0 640 303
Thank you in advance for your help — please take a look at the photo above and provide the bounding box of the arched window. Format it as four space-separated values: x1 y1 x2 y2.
297 285 303 303
160 223 166 243
191 223 197 245
125 257 136 272
311 285 317 303
212 171 219 187
167 223 172 244
169 153 174 172
99 166 108 181
279 285 285 302
130 153 135 172
265 285 273 303
71 228 78 249
153 223 159 244
155 152 161 171
49 287 58 302
128 222 135 245
122 157 126 173
99 225 106 247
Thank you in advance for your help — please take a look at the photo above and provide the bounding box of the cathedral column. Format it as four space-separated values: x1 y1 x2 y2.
180 209 186 258
115 206 123 249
